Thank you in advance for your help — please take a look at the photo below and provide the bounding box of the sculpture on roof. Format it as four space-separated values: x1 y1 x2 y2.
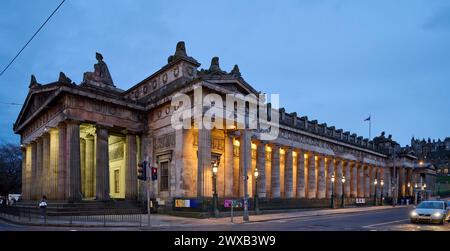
28 75 41 89
82 52 115 87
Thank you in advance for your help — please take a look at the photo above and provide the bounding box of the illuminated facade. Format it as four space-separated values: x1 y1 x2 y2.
14 42 422 208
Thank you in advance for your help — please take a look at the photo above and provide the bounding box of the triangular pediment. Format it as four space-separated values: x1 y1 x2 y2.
14 86 61 132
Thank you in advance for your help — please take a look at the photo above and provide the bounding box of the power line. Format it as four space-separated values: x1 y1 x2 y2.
0 0 66 78
0 102 23 106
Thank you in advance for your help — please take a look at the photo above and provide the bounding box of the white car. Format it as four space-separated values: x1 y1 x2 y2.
410 200 450 224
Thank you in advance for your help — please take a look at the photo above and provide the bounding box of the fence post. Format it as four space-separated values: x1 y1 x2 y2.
103 214 106 227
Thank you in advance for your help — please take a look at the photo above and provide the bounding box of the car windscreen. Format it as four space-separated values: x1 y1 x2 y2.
417 202 444 209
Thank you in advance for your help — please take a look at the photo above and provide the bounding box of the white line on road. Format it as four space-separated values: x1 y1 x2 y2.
362 219 409 228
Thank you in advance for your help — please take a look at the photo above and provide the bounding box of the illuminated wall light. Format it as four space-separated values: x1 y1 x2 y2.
251 143 257 150
266 146 272 152
234 139 240 147
280 148 285 154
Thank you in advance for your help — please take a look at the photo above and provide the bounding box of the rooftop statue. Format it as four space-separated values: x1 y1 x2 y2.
82 52 115 87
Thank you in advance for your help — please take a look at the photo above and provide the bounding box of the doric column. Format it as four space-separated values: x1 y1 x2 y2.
364 165 370 197
350 162 357 198
296 151 306 198
271 144 280 198
31 141 38 200
42 133 50 198
21 147 27 200
370 166 376 197
376 167 382 197
256 141 266 198
96 126 110 201
385 167 392 197
335 159 343 197
36 137 43 199
125 134 138 200
85 135 95 198
357 163 364 197
326 157 334 199
66 121 82 202
49 129 59 200
407 168 413 196
307 153 317 199
224 133 234 197
80 138 86 197
284 148 294 198
343 160 351 197
197 127 211 199
401 167 407 197
317 155 326 199
57 123 67 200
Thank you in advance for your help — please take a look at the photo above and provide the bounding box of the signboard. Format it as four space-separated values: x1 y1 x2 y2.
224 199 243 208
175 199 191 208
356 198 366 204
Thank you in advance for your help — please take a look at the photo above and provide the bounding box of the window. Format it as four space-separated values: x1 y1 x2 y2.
114 170 120 194
160 162 169 191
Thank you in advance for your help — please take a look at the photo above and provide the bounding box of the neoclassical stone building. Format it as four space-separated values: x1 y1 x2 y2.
14 42 424 209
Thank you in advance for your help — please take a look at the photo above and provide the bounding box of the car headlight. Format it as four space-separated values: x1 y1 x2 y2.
433 212 442 218
410 211 418 217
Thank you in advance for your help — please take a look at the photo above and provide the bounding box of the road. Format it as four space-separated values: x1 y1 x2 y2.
0 206 448 231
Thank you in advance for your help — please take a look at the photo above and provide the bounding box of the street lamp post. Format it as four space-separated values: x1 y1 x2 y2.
254 168 260 214
330 174 335 209
373 178 378 206
212 162 219 217
380 179 384 206
341 176 346 208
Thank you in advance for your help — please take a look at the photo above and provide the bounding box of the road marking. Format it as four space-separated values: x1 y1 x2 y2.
362 219 409 228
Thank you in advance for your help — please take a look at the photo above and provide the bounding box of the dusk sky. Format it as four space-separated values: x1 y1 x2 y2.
0 0 449 146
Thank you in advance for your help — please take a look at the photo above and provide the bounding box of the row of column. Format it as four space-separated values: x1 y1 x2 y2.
194 129 403 200
21 121 139 201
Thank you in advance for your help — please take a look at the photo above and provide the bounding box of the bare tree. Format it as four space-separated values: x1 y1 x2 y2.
0 143 22 196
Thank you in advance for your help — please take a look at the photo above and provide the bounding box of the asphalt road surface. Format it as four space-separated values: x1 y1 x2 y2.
0 206 448 231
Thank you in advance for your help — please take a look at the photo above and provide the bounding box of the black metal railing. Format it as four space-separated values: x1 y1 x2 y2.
0 206 143 227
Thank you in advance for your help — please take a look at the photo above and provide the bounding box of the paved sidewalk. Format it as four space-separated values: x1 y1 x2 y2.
1 205 409 228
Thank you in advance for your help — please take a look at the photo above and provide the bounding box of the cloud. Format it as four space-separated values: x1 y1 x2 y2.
423 6 450 31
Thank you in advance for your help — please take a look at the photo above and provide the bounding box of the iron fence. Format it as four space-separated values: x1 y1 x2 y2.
0 205 143 227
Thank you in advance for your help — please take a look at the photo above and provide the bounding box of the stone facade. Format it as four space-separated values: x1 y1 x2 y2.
14 42 426 208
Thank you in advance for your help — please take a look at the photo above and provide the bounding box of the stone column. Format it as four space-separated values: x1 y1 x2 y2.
370 166 377 197
357 163 363 197
36 138 43 199
125 134 138 200
385 167 392 197
240 130 252 203
307 153 317 199
296 151 306 198
256 141 266 198
21 147 27 200
364 165 370 197
224 133 234 197
57 123 67 200
49 129 59 200
284 148 293 198
376 167 382 198
85 135 95 198
326 157 334 199
343 161 351 197
66 121 82 202
400 167 406 197
197 127 211 199
42 133 50 198
271 145 280 198
96 126 110 201
31 141 38 200
80 138 86 197
350 162 357 198
335 159 343 197
317 155 326 199
407 168 413 196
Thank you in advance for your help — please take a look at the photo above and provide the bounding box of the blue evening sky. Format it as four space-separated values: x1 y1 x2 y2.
0 0 449 146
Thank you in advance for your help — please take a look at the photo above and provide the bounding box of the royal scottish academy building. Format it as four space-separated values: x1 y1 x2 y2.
14 42 432 211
